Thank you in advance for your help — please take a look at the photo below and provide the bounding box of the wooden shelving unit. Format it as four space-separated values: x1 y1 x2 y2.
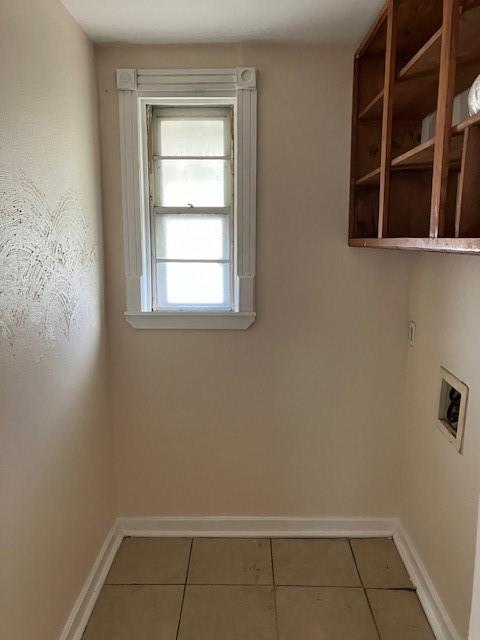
349 0 480 254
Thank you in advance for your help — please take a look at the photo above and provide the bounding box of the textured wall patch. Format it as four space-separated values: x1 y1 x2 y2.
0 169 97 354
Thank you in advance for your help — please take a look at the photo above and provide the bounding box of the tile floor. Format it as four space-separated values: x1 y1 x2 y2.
82 537 435 639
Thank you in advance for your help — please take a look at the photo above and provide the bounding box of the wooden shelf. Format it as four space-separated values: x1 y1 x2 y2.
398 28 442 80
391 139 435 168
391 135 464 169
358 90 384 120
452 111 480 134
349 237 480 254
356 167 380 186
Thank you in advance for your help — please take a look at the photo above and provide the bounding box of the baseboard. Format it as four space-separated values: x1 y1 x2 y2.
394 525 461 640
118 515 398 538
59 520 123 640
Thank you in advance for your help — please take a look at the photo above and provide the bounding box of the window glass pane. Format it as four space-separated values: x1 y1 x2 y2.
155 214 229 260
155 159 229 207
156 262 230 308
158 119 226 157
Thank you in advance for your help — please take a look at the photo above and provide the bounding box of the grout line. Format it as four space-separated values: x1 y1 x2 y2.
263 583 371 589
103 582 409 588
361 586 417 592
105 582 187 586
270 538 280 640
270 538 276 586
348 539 382 640
347 538 363 587
175 537 193 640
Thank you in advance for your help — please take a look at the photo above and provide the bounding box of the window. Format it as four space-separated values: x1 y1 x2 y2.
151 107 233 311
116 67 257 330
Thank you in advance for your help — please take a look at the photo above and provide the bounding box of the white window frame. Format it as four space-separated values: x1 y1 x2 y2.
151 105 234 312
116 67 257 330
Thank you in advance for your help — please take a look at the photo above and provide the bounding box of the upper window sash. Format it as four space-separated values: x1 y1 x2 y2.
151 106 233 211
116 68 256 330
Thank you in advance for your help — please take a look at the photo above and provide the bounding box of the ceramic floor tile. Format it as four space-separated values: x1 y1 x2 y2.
367 588 435 639
105 537 191 584
276 586 378 640
177 585 276 640
272 538 361 586
350 538 412 588
188 538 273 584
82 585 183 640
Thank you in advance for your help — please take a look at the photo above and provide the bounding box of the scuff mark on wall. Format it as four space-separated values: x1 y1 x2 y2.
0 169 97 354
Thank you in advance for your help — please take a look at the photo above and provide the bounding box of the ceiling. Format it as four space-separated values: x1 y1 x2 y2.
61 0 383 46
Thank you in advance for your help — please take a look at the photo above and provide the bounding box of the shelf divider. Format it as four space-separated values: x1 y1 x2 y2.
378 0 397 238
430 0 459 238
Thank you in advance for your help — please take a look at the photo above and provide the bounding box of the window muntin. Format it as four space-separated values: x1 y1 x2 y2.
151 106 233 310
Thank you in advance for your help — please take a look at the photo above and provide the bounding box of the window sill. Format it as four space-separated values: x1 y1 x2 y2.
124 311 256 330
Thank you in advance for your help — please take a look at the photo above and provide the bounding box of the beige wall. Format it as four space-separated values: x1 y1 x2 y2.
0 1 114 639
96 43 411 518
400 254 480 638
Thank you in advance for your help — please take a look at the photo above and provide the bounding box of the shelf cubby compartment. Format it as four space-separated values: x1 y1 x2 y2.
450 118 480 237
397 28 443 80
386 170 433 238
358 91 384 121
395 0 444 69
351 186 379 238
354 120 382 179
351 11 386 241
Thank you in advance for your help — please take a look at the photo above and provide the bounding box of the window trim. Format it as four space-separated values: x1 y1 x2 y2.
116 68 257 330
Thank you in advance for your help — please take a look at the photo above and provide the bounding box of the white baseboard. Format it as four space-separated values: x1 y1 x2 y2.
59 520 123 640
59 516 461 640
118 515 398 538
393 525 461 640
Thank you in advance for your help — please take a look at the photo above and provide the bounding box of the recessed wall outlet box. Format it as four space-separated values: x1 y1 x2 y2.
437 367 468 453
